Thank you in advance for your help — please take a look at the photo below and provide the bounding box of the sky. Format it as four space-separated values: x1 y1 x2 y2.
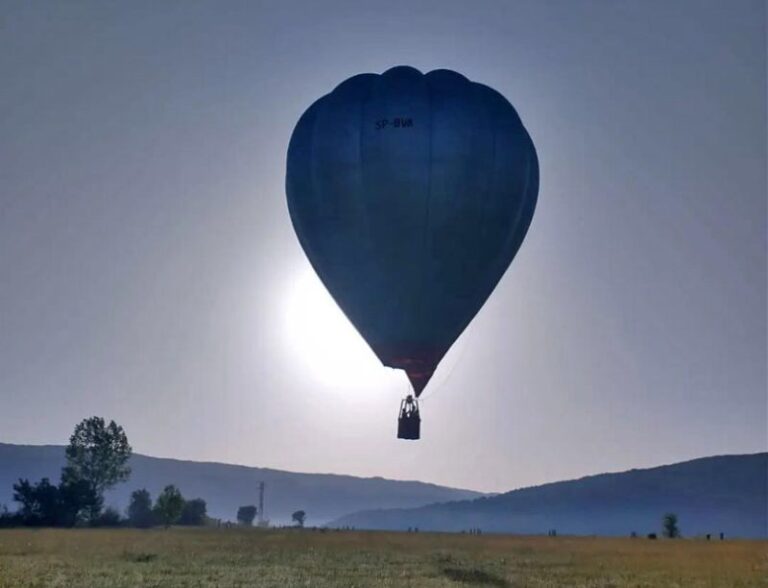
0 0 765 494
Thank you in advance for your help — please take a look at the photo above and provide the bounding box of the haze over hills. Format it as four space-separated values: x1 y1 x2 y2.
0 443 483 524
3 444 765 537
330 454 768 539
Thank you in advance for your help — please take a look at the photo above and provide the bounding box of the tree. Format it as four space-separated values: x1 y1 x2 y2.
291 510 306 528
12 476 100 527
662 513 680 538
12 478 59 526
237 505 257 526
57 477 101 527
154 485 184 528
127 489 154 528
179 498 207 526
63 417 132 520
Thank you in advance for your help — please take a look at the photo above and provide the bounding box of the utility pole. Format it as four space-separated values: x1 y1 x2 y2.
258 482 265 526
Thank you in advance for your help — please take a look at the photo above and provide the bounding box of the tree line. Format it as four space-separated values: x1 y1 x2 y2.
234 505 306 528
0 417 209 528
0 416 311 529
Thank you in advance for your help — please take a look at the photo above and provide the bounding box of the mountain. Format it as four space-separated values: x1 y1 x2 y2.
329 453 768 538
0 443 483 524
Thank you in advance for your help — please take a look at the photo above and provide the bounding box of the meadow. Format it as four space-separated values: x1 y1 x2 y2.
0 527 765 587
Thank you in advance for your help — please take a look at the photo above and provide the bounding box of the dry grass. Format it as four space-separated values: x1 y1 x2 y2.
0 527 765 587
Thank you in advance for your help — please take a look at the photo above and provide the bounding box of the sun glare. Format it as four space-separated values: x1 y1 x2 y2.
282 267 403 391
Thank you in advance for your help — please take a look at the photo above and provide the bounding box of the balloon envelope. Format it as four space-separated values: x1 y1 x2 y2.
286 66 538 395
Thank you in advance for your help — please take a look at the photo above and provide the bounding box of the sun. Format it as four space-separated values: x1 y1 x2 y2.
282 267 403 390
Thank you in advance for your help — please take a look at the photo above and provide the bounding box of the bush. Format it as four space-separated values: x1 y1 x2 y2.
0 505 23 528
127 489 155 528
179 498 207 526
92 507 123 527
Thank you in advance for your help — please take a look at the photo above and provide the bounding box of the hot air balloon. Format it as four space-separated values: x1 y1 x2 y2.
286 66 538 439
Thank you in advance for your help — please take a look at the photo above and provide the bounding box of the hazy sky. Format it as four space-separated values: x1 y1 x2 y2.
1 1 765 493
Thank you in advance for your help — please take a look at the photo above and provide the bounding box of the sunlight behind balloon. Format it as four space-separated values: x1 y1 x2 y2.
283 267 403 391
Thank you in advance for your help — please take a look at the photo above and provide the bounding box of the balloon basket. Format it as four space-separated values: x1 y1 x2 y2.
397 395 421 440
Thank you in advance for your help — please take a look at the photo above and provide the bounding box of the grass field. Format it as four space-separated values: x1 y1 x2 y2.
0 528 765 587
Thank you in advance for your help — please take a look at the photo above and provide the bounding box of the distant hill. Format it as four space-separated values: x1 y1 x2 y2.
330 454 768 538
0 443 483 524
